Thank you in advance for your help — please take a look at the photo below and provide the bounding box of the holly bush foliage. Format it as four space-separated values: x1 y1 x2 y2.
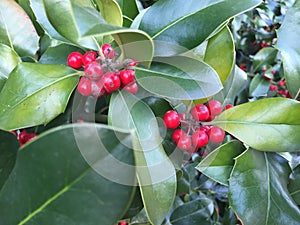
0 0 300 224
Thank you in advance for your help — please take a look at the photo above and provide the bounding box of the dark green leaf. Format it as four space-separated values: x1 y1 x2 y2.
39 44 84 65
0 130 19 190
0 63 79 130
252 47 278 72
249 74 270 97
209 98 300 152
288 165 300 205
0 0 39 57
115 0 139 27
170 198 214 225
229 149 300 225
95 0 123 26
0 123 136 225
135 56 222 100
138 0 262 55
109 91 176 225
277 0 300 98
204 26 235 84
0 44 21 91
196 140 245 186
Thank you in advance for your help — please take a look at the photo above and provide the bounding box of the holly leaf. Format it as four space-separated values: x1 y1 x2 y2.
252 47 278 72
115 0 139 27
0 0 39 57
209 98 300 152
0 44 21 91
204 26 235 84
196 140 245 186
109 91 177 225
0 124 136 225
229 149 300 225
135 55 222 100
0 63 79 130
249 74 270 97
138 0 262 55
95 0 123 26
0 130 19 190
277 0 300 98
288 165 300 205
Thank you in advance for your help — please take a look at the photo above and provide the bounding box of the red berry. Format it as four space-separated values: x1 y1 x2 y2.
279 80 286 86
190 104 210 121
119 222 127 225
171 129 186 144
177 135 192 151
192 129 209 148
123 82 138 94
102 72 121 93
163 110 180 129
77 77 92 96
206 100 223 116
119 69 135 85
128 60 138 67
91 81 106 98
208 126 225 144
82 51 97 65
18 130 37 146
84 62 103 81
224 104 233 110
200 125 211 134
67 52 83 69
269 84 278 91
102 43 115 59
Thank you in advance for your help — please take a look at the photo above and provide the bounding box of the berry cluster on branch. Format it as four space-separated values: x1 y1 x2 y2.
67 44 138 98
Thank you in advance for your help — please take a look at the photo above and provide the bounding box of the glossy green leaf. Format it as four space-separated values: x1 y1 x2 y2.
204 26 235 84
29 0 70 42
208 98 300 152
229 149 300 225
288 165 300 205
0 63 79 130
249 74 270 97
0 44 21 91
138 0 262 55
115 0 139 27
277 0 300 98
196 140 245 186
0 0 39 57
39 44 84 65
170 198 214 225
95 0 123 26
215 66 248 106
0 124 136 225
135 56 222 100
109 91 176 225
252 47 278 72
0 130 19 190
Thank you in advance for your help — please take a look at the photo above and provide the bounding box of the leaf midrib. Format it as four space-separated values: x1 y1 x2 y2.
0 72 79 117
18 164 91 225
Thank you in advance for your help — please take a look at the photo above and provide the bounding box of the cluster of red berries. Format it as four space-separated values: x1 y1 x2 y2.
67 44 138 98
269 79 291 98
163 100 232 152
12 130 37 146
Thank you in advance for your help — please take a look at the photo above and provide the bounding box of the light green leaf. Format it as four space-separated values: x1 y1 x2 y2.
138 0 262 55
277 0 300 98
95 0 123 26
109 91 176 225
0 0 39 57
208 98 300 152
135 55 223 100
115 0 139 27
252 47 278 72
196 140 245 186
229 149 300 225
0 63 79 130
0 44 21 91
0 130 19 190
204 26 235 84
0 124 136 225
